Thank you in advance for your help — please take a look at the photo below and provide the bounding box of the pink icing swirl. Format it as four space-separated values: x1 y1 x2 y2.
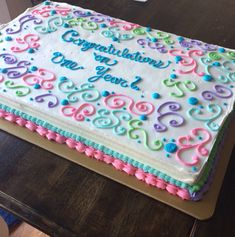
11 34 40 53
0 109 191 200
176 128 212 166
169 49 205 76
32 5 71 17
61 103 96 121
109 19 140 31
104 94 155 116
0 75 4 83
22 68 56 90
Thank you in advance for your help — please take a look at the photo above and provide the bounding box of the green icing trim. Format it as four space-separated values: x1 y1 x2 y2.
0 102 233 193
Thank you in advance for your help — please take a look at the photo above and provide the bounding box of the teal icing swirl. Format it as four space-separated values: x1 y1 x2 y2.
200 57 235 83
4 80 31 97
34 15 73 34
101 27 134 42
187 104 223 131
128 119 163 151
58 78 100 103
92 109 132 135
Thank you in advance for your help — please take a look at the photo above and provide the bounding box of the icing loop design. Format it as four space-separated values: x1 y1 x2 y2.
154 102 185 132
23 68 56 90
176 128 212 166
68 17 98 30
156 31 174 45
62 104 96 121
109 19 139 31
4 80 31 97
179 39 217 52
34 15 73 34
202 85 233 101
104 94 155 116
208 51 235 61
5 15 42 34
101 27 134 42
169 49 205 76
92 109 132 135
137 38 167 53
163 78 197 97
34 94 59 108
128 119 163 151
188 104 222 131
200 58 235 83
0 53 31 78
11 34 40 53
73 10 113 23
32 5 72 17
58 78 100 103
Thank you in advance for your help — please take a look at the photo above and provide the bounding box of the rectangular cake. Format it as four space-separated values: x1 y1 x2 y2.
0 0 234 201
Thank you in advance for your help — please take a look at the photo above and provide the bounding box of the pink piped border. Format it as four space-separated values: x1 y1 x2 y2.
0 109 191 200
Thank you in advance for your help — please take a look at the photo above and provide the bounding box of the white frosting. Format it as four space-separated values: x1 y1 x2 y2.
0 1 234 185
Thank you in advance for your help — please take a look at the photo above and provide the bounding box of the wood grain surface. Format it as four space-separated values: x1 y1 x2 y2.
1 0 235 237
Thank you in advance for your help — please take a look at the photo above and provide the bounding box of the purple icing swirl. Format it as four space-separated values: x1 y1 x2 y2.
202 85 233 101
154 102 185 132
5 61 31 79
35 94 59 108
6 15 42 34
180 39 217 52
0 53 17 64
137 38 167 54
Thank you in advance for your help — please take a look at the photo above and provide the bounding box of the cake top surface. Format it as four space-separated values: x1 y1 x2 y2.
0 0 234 185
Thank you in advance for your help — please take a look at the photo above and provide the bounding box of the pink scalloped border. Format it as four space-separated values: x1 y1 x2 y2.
0 109 191 200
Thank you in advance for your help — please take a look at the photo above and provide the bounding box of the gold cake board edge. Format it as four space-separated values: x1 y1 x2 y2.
0 119 234 220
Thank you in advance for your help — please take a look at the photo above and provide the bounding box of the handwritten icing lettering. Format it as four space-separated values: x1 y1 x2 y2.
51 52 84 70
61 30 171 69
93 52 118 66
88 66 128 87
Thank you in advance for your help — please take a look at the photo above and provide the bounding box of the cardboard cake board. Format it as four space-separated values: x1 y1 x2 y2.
0 118 234 220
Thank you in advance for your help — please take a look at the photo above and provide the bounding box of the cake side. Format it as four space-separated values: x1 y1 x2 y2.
0 0 234 200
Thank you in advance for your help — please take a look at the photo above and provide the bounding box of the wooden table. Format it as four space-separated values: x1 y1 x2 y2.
0 0 235 236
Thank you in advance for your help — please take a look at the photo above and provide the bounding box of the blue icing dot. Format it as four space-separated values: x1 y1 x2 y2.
171 138 175 142
139 115 147 121
30 66 38 71
218 47 225 53
166 154 170 158
178 36 184 42
192 166 197 172
152 92 160 99
86 12 92 16
175 56 182 63
162 138 167 142
212 62 221 66
1 68 7 73
51 10 57 15
202 74 213 81
100 23 107 28
44 1 50 5
59 76 67 81
188 97 198 105
198 136 203 140
164 143 178 153
28 48 35 54
151 38 157 42
61 99 69 105
170 73 177 79
34 84 41 89
5 36 12 41
102 90 110 97
112 37 118 42
63 23 70 28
